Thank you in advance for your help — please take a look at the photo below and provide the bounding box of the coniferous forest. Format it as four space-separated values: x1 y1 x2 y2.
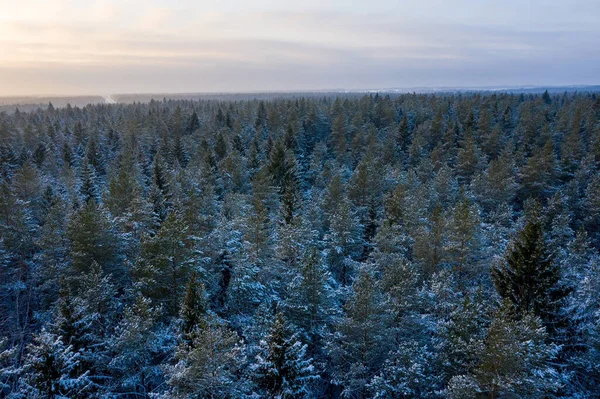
1 91 600 398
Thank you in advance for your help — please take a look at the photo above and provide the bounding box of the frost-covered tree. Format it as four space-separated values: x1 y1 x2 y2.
368 340 439 399
329 269 391 398
166 321 247 399
285 247 337 355
108 295 173 397
251 312 319 399
20 330 93 399
133 211 200 315
446 305 560 399
67 200 121 280
492 212 570 336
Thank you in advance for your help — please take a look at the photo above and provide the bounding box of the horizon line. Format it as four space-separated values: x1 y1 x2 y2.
2 84 600 99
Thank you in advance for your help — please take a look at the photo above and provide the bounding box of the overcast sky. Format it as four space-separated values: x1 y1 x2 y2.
1 0 599 95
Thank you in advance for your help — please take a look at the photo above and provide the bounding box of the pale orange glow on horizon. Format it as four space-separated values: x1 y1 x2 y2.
1 0 598 96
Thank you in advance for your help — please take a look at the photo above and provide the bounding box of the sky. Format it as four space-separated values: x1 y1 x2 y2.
0 0 599 96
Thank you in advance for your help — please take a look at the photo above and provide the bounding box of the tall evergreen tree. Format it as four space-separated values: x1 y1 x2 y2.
329 270 391 399
179 271 207 340
133 211 198 315
492 212 570 336
67 201 120 279
251 312 319 399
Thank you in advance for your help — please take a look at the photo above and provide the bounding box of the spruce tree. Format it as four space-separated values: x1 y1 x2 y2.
21 331 93 399
108 295 170 397
133 211 197 316
179 271 207 340
286 247 337 354
185 110 200 135
492 213 569 335
329 270 391 399
79 158 98 203
447 305 560 399
166 322 246 399
67 201 120 279
252 312 318 399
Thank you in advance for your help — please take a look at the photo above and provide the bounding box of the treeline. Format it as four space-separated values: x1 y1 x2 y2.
1 92 600 398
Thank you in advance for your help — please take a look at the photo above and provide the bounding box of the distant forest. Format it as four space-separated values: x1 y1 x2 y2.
1 91 600 398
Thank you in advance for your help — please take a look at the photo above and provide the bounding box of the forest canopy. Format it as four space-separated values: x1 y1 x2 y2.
1 91 600 398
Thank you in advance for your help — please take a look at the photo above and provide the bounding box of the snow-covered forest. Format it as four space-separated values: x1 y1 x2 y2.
1 92 600 398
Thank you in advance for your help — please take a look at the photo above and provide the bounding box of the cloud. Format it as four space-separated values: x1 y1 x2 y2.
0 0 598 95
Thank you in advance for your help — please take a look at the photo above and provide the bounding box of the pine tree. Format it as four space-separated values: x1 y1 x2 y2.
476 146 518 209
414 204 446 277
12 160 42 217
383 183 406 228
378 255 419 337
519 140 557 200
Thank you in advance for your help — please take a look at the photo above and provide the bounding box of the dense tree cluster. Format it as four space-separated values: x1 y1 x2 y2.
1 91 600 398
